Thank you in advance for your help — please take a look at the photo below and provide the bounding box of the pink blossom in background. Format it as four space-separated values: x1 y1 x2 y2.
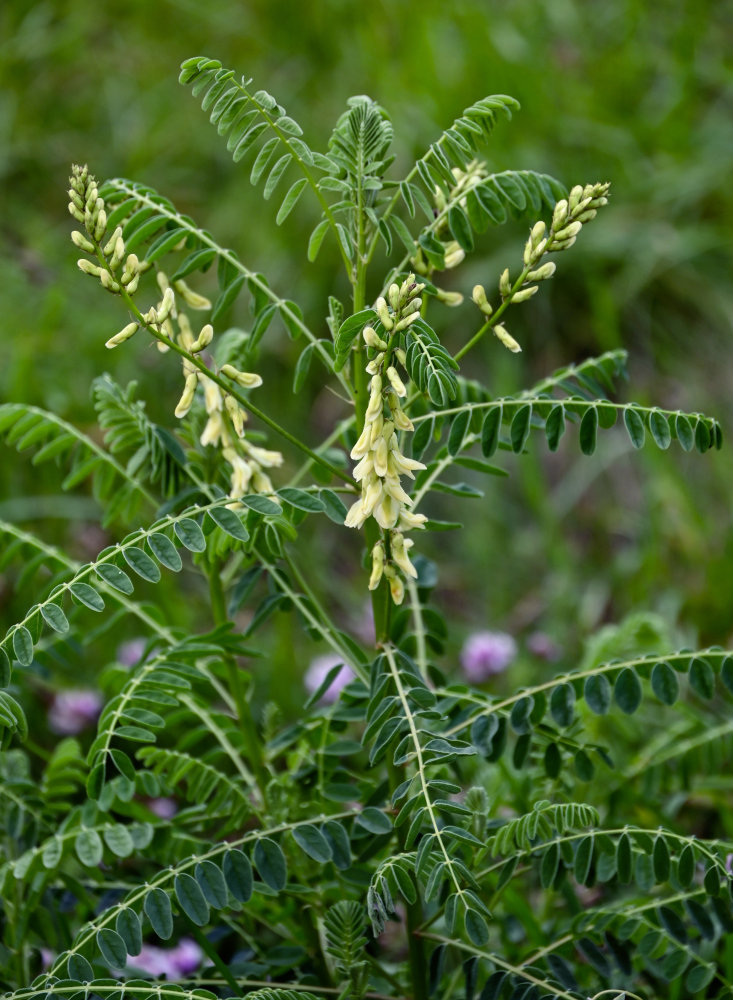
147 797 178 819
48 689 102 734
127 938 202 978
526 631 561 662
117 637 147 667
304 653 355 703
460 631 517 683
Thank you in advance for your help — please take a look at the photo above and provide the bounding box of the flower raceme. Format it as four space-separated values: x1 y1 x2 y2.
344 275 428 604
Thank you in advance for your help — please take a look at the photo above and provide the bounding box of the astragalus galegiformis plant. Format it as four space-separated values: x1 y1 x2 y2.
1 56 731 1000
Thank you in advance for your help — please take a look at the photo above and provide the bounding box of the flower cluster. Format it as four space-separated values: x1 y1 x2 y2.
460 631 517 682
344 276 428 604
472 181 610 353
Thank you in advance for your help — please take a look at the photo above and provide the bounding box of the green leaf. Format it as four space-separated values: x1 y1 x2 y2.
208 507 250 541
75 828 103 866
464 908 489 947
688 656 715 699
104 824 135 858
651 661 678 705
148 532 183 571
242 493 282 517
624 407 645 448
223 849 253 902
677 844 695 887
67 955 94 982
211 274 246 325
335 309 377 356
579 406 598 455
614 667 642 714
174 517 207 552
510 404 532 453
144 887 173 939
115 908 142 956
540 842 559 888
12 626 34 666
97 927 128 968
95 563 135 594
616 832 632 884
254 837 287 890
649 408 671 449
675 413 694 452
40 603 70 634
575 836 594 885
195 860 229 909
652 835 671 883
448 411 470 456
545 404 565 451
686 964 716 993
175 872 210 926
307 219 329 261
319 489 348 524
357 807 393 835
292 824 333 863
448 205 474 251
69 582 105 611
276 178 308 225
278 488 326 513
170 247 218 282
584 674 611 715
549 683 575 727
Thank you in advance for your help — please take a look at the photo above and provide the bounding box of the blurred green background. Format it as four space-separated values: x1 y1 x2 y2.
2 0 733 679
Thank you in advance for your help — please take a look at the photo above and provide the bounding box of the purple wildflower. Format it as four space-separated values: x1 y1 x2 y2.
127 938 202 978
526 631 561 662
117 638 147 667
48 689 102 735
460 631 517 683
147 797 178 819
304 653 355 703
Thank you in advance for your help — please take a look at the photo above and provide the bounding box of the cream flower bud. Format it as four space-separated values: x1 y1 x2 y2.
344 497 368 529
388 283 401 311
177 313 195 351
493 324 522 353
530 221 547 246
200 411 225 447
568 184 584 211
251 469 276 495
575 208 598 223
554 221 582 241
374 493 400 530
398 509 428 531
386 366 407 398
174 279 212 310
93 209 107 242
125 274 139 295
383 565 404 605
245 444 284 468
175 373 198 418
376 296 393 330
394 348 407 367
363 325 387 350
526 261 556 281
71 231 95 253
121 255 140 284
551 236 577 250
436 288 464 307
111 236 125 268
373 436 389 477
472 284 493 316
444 243 465 269
199 374 223 414
433 185 447 213
391 404 414 432
393 311 420 332
391 532 418 579
220 364 263 389
103 227 123 256
77 259 102 277
365 353 384 375
156 287 175 323
105 322 139 349
499 269 511 298
511 285 538 303
98 269 120 292
552 200 569 230
402 296 422 316
190 323 214 353
368 541 385 591
225 395 245 437
68 202 85 222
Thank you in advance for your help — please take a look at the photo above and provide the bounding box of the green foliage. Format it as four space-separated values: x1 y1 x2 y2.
1 56 731 1000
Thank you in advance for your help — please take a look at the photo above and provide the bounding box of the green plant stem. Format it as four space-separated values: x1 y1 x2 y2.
388 760 429 1000
189 926 241 994
207 561 269 800
115 287 352 486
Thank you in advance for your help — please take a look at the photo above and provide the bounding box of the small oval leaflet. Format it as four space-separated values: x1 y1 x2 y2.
69 582 105 611
624 406 646 449
148 532 183 571
123 546 162 583
144 887 173 939
195 860 229 909
174 872 210 925
115 907 142 956
207 506 250 541
97 927 128 968
584 673 611 715
223 848 253 902
12 626 34 666
174 517 207 552
40 603 70 634
277 488 326 513
292 824 333 863
254 837 287 891
651 661 678 705
356 807 393 835
614 667 642 715
75 828 103 867
95 563 135 594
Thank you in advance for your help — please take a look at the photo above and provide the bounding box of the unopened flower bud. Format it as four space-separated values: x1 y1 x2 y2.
156 287 175 323
554 221 582 241
174 279 212 311
225 395 245 437
575 208 598 223
85 186 98 209
365 353 384 375
493 323 522 353
568 185 584 211
443 242 465 269
77 259 101 277
472 284 493 316
368 542 385 591
125 274 139 294
105 322 139 349
121 255 140 285
68 202 85 222
375 296 393 331
388 283 400 311
174 373 198 418
526 261 556 281
93 209 107 242
71 231 95 253
511 285 538 303
552 200 569 230
103 227 123 256
530 221 546 246
98 269 120 293
391 532 418 579
190 323 214 353
391 404 414 432
394 311 421 332
436 288 464 307
111 237 125 268
386 366 407 398
363 326 387 350
383 565 405 605
394 348 407 367
220 364 263 389
499 269 512 299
